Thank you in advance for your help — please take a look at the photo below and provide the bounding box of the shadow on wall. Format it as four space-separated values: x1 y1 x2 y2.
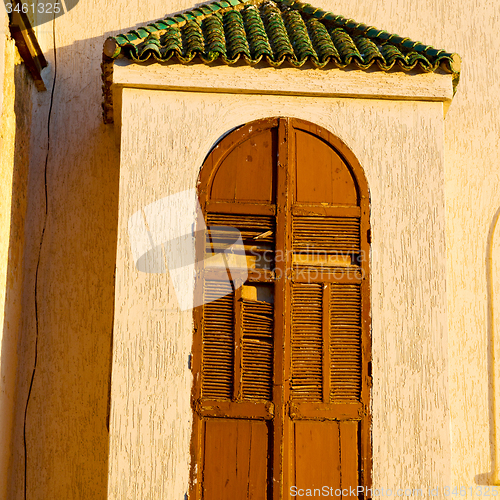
1 29 122 498
0 55 34 498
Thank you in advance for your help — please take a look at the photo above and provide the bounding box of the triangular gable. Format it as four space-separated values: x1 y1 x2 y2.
102 0 460 122
104 0 459 72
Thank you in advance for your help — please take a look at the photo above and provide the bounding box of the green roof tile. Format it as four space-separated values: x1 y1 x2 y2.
329 27 362 66
114 35 130 45
224 10 250 60
242 6 272 61
136 28 150 38
283 9 317 61
161 25 183 55
104 0 460 75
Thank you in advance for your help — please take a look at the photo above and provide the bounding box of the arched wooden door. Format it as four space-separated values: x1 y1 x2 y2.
190 118 371 500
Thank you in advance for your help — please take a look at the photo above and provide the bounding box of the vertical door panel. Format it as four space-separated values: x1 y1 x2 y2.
203 419 269 500
340 421 359 499
294 130 357 205
210 129 277 203
294 420 341 496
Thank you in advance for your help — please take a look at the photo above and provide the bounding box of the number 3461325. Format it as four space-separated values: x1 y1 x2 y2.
4 2 61 14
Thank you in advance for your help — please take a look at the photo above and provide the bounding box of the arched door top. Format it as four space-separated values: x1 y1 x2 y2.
198 117 369 211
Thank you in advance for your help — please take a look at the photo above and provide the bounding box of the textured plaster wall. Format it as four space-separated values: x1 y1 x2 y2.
4 6 170 499
489 210 500 486
0 12 34 499
111 88 448 498
2 0 500 498
0 13 16 499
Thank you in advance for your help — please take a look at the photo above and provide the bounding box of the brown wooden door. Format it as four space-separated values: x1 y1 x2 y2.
190 118 371 500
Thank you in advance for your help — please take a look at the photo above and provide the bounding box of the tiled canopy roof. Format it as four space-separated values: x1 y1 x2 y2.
102 0 460 122
104 0 460 71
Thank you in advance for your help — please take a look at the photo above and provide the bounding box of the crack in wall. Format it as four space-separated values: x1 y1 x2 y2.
23 12 57 500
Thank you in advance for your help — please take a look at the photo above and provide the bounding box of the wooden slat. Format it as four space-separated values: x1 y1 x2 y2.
340 421 359 499
330 284 362 403
206 201 276 216
289 402 363 420
273 117 291 500
203 268 274 282
292 268 362 284
291 283 323 402
201 281 234 400
293 252 352 267
294 421 341 498
246 269 276 282
203 419 269 500
196 400 274 420
292 205 360 217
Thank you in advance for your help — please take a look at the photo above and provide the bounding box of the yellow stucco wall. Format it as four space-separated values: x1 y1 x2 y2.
0 14 17 500
1 0 500 498
0 12 33 499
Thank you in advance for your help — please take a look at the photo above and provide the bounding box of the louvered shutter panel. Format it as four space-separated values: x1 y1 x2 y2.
206 213 275 271
293 216 360 253
201 281 234 400
241 298 274 401
290 214 363 405
201 213 275 403
206 214 275 243
291 283 323 401
330 283 362 402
